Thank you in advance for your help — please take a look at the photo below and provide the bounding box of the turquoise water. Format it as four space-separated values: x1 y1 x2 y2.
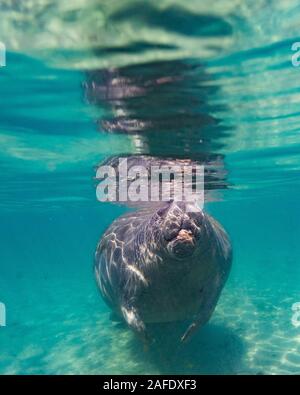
1 1 300 375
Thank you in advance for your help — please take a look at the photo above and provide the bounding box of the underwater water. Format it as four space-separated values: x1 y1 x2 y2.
1 0 300 375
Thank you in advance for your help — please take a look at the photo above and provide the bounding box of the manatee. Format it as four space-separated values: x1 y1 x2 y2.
89 62 232 343
95 200 232 342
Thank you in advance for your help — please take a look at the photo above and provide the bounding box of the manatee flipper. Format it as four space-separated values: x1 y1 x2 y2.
181 317 205 343
181 286 221 343
181 307 214 343
121 304 149 343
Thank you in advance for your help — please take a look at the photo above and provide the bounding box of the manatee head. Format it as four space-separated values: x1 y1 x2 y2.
152 201 207 261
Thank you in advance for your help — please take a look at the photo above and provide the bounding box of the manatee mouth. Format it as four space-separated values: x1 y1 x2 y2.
167 228 197 259
163 219 200 259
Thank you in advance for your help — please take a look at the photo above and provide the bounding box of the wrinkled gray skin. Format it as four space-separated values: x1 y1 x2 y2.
95 201 232 342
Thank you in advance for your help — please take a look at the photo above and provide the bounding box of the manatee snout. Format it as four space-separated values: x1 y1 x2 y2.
167 228 196 259
160 202 203 259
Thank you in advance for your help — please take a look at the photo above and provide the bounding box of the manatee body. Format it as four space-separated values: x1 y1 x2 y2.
95 200 232 342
